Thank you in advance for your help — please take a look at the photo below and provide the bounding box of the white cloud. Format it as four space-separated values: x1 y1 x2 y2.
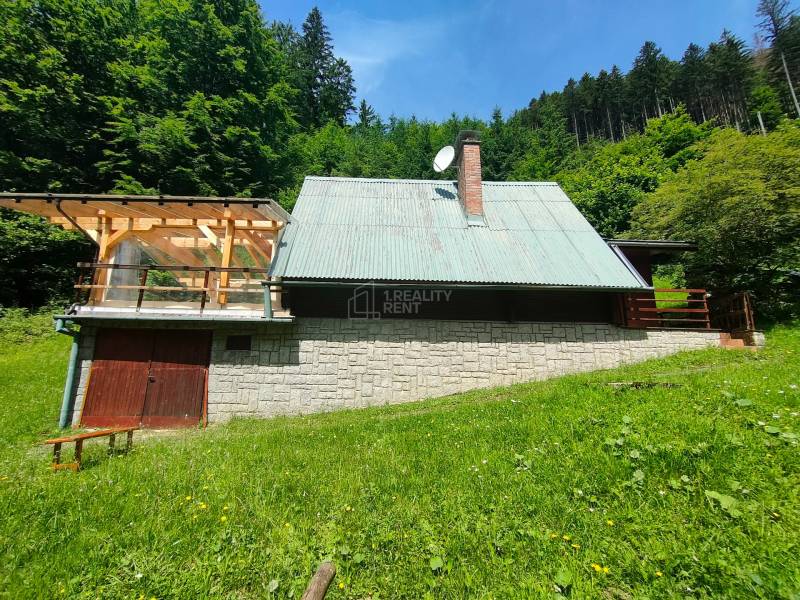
327 11 453 96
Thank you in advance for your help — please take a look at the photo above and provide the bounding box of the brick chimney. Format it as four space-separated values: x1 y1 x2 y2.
454 130 484 222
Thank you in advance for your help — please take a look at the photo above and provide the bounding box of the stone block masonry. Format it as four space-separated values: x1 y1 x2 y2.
206 318 721 422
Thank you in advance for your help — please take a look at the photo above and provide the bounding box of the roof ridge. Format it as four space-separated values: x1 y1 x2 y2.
303 176 559 186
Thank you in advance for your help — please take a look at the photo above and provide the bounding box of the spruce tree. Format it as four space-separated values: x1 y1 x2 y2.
357 99 377 128
297 7 355 128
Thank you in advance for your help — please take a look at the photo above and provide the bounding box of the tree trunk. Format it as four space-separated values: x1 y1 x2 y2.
572 112 580 148
780 51 800 118
606 105 615 142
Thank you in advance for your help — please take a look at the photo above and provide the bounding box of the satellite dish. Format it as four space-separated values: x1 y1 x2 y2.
432 145 455 173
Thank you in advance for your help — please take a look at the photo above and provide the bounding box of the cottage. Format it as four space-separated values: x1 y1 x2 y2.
0 132 757 428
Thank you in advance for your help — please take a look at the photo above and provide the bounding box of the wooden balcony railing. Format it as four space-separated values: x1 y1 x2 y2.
74 262 282 317
623 288 711 329
709 292 755 332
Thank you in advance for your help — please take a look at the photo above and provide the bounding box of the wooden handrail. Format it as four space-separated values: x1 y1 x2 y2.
623 288 711 330
75 262 279 312
78 262 270 273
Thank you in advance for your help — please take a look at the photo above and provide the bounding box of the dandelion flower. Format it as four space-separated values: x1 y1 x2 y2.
185 495 192 501
338 582 345 589
199 502 207 510
223 505 229 511
603 566 610 574
220 516 227 523
592 564 602 572
571 543 580 549
656 571 663 577
606 519 614 526
549 533 558 539
562 534 571 541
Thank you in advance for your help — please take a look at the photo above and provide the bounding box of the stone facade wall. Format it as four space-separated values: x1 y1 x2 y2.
206 319 721 422
69 325 97 426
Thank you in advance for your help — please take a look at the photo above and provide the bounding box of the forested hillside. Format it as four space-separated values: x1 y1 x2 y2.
0 0 798 316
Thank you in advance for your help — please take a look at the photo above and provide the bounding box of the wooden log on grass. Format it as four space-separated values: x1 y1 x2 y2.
301 561 336 600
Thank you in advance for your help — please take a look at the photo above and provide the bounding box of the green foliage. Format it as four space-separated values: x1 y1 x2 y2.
750 83 786 131
0 209 92 308
556 108 713 237
630 123 800 318
0 307 58 345
0 323 799 596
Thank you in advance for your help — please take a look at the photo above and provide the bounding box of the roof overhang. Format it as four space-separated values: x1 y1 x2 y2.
278 279 649 292
0 192 289 224
0 192 289 271
605 239 697 255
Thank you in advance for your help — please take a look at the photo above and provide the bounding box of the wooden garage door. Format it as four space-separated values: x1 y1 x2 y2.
82 329 211 428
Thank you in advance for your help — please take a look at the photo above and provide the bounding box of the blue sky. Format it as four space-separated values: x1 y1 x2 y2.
259 0 793 121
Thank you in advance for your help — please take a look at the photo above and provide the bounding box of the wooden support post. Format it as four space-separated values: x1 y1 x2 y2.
75 271 85 304
90 213 112 304
301 562 336 600
108 433 116 455
53 443 62 466
136 267 149 312
126 430 134 452
74 439 83 471
200 270 210 314
218 218 235 306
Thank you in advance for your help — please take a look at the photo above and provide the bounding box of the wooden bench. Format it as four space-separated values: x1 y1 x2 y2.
44 427 138 472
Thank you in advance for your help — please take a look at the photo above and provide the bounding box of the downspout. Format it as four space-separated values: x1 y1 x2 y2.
54 318 80 429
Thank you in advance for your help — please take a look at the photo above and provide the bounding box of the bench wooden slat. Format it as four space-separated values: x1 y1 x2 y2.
45 427 138 472
44 427 138 445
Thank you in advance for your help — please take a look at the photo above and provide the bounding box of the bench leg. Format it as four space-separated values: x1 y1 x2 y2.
74 439 83 472
126 430 134 453
52 443 62 467
108 433 116 455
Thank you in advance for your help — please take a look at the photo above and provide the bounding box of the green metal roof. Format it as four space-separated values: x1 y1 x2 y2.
269 177 646 289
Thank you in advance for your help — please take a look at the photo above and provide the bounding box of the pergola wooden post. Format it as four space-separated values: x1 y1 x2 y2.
90 212 112 304
217 216 236 306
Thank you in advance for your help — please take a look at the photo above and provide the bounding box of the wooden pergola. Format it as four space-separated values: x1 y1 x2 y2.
0 192 289 305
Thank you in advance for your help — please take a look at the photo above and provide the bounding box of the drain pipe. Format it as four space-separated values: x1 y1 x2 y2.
54 317 80 429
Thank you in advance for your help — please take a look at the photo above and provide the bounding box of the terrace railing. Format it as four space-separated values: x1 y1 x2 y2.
623 288 711 329
74 262 282 317
708 292 755 332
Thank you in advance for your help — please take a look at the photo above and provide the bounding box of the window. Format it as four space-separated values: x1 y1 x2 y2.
225 335 252 351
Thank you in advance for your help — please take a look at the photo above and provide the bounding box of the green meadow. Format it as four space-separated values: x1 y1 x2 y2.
0 319 798 598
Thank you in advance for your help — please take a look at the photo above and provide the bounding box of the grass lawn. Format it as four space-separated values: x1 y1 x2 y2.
0 322 798 599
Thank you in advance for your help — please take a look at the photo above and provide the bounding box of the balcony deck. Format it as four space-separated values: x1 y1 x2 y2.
70 263 292 322
0 192 292 322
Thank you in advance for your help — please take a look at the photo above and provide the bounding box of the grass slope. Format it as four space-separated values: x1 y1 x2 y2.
0 324 798 599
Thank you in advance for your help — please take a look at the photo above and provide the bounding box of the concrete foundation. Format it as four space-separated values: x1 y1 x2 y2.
204 319 721 422
69 319 722 425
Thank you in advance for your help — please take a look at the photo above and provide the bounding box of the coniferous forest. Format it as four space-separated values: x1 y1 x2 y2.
0 0 798 317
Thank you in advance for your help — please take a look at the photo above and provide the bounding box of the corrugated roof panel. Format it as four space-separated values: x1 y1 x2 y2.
269 177 644 288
